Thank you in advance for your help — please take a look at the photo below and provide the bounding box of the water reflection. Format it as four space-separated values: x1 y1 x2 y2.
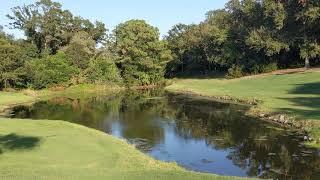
9 90 320 179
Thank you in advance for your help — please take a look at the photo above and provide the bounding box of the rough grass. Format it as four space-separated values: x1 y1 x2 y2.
0 92 34 107
0 92 35 112
167 71 320 121
0 84 123 112
0 119 249 180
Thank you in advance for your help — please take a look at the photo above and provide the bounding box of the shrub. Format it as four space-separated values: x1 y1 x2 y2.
0 38 25 89
260 62 278 73
120 62 165 86
85 57 122 84
121 64 150 85
226 65 244 79
27 52 79 89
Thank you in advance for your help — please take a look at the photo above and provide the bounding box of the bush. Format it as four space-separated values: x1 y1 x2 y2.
120 62 165 86
121 64 150 85
85 57 122 84
27 52 79 89
226 65 244 79
248 62 278 74
0 38 26 89
260 62 278 73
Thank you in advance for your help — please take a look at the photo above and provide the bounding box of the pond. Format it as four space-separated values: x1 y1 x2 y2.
6 90 320 179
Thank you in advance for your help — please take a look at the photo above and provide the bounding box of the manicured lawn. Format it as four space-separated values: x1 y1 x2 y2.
0 119 247 180
167 71 320 121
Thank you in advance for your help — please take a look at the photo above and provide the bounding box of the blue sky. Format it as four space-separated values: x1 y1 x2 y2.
1 0 228 38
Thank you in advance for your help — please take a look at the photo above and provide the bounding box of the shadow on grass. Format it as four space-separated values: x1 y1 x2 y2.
0 134 40 154
277 82 320 120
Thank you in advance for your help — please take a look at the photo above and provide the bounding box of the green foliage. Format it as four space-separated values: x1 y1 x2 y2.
3 0 320 89
7 0 106 54
165 15 229 77
257 62 278 74
0 37 25 89
166 0 320 78
227 65 244 79
247 62 278 75
26 52 79 89
113 20 172 85
246 27 289 56
62 31 96 69
2 0 119 89
85 57 122 84
263 0 287 30
300 42 320 60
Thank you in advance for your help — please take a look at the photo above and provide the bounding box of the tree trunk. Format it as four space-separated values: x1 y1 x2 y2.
305 58 310 69
181 62 184 73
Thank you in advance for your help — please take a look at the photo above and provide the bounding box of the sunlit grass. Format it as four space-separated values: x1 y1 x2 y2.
0 119 249 180
167 71 320 120
0 92 35 112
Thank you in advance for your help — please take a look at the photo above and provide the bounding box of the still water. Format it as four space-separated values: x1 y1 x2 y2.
8 90 320 179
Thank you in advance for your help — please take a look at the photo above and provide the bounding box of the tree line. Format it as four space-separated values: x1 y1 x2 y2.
1 0 319 90
166 0 320 78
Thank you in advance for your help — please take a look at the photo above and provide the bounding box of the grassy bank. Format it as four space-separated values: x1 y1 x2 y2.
0 84 123 112
166 70 320 144
0 119 248 180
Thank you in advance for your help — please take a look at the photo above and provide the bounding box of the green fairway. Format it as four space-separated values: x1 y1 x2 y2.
0 119 247 180
167 71 320 120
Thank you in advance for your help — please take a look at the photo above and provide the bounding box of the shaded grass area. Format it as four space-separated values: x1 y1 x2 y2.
167 71 320 120
278 82 320 120
0 134 40 154
0 119 248 180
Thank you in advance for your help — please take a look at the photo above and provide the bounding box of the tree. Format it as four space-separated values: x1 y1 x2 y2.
165 23 190 75
7 0 106 54
296 0 320 68
0 25 5 38
62 31 96 69
165 20 229 76
200 10 230 71
0 37 25 89
113 20 172 85
166 0 320 78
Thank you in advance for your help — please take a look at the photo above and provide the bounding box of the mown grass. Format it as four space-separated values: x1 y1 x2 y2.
0 119 248 180
167 71 320 121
